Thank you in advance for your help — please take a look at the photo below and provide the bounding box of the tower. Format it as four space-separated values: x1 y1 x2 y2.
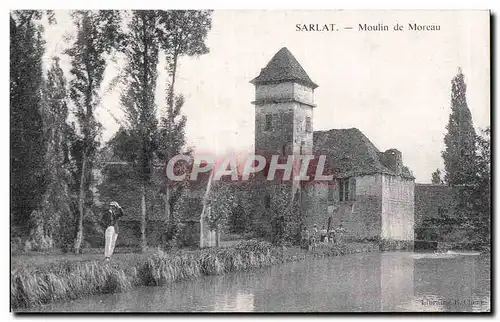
250 47 318 242
251 47 318 160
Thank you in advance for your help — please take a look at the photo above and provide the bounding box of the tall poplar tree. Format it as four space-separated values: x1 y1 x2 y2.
439 69 490 247
10 11 48 233
37 57 73 249
66 10 123 254
442 69 478 186
119 10 160 251
156 10 213 222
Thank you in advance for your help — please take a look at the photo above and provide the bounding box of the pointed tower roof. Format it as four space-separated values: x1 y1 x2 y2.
251 47 318 89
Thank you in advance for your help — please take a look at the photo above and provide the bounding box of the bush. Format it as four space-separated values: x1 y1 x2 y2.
11 261 132 308
162 220 186 249
11 237 25 256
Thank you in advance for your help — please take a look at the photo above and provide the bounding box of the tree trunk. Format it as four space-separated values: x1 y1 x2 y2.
140 183 147 252
163 52 179 224
73 153 87 255
215 225 220 248
164 185 170 224
139 14 148 254
199 212 204 248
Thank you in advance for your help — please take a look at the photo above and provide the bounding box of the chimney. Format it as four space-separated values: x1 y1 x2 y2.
382 149 403 175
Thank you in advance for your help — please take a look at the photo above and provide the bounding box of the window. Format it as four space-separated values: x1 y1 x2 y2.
300 141 305 155
437 207 448 217
306 116 312 133
328 184 335 203
349 178 356 200
339 178 356 201
265 114 272 131
264 194 271 208
282 144 287 156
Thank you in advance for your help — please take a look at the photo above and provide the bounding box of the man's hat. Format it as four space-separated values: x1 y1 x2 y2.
109 201 120 208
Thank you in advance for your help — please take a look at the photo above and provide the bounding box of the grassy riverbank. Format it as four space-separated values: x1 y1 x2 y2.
11 241 378 310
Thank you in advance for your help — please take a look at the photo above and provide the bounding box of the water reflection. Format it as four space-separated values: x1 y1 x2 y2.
213 292 254 312
26 252 490 312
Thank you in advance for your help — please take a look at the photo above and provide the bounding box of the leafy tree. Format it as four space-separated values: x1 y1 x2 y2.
156 10 213 223
430 71 490 249
10 12 48 233
65 10 123 254
207 181 236 247
157 10 212 98
453 127 491 247
157 93 188 223
431 168 443 184
475 127 491 241
34 57 74 250
269 184 301 246
440 70 491 248
442 69 478 186
228 204 246 234
243 181 301 245
118 10 160 251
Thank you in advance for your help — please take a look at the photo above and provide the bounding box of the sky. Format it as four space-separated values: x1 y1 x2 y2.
42 10 490 183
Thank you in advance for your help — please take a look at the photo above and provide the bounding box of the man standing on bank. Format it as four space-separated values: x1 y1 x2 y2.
103 201 124 261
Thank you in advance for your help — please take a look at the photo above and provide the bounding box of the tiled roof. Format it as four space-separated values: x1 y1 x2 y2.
251 47 318 89
313 128 414 179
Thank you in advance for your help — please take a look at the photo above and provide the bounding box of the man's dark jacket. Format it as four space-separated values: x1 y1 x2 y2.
103 207 124 234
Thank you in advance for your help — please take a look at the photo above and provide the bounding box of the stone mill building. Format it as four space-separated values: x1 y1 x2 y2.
251 47 415 246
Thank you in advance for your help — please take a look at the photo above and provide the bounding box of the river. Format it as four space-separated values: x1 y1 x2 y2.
24 251 490 312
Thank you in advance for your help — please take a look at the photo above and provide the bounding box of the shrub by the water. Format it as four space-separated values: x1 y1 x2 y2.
11 261 131 308
11 240 377 309
139 240 274 286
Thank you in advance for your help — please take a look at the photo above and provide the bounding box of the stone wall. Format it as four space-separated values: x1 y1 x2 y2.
413 184 469 243
293 104 314 155
302 183 329 228
381 175 415 241
255 82 294 101
303 174 383 239
293 83 314 104
254 81 314 159
338 196 382 240
414 184 454 226
254 102 295 157
340 175 383 239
